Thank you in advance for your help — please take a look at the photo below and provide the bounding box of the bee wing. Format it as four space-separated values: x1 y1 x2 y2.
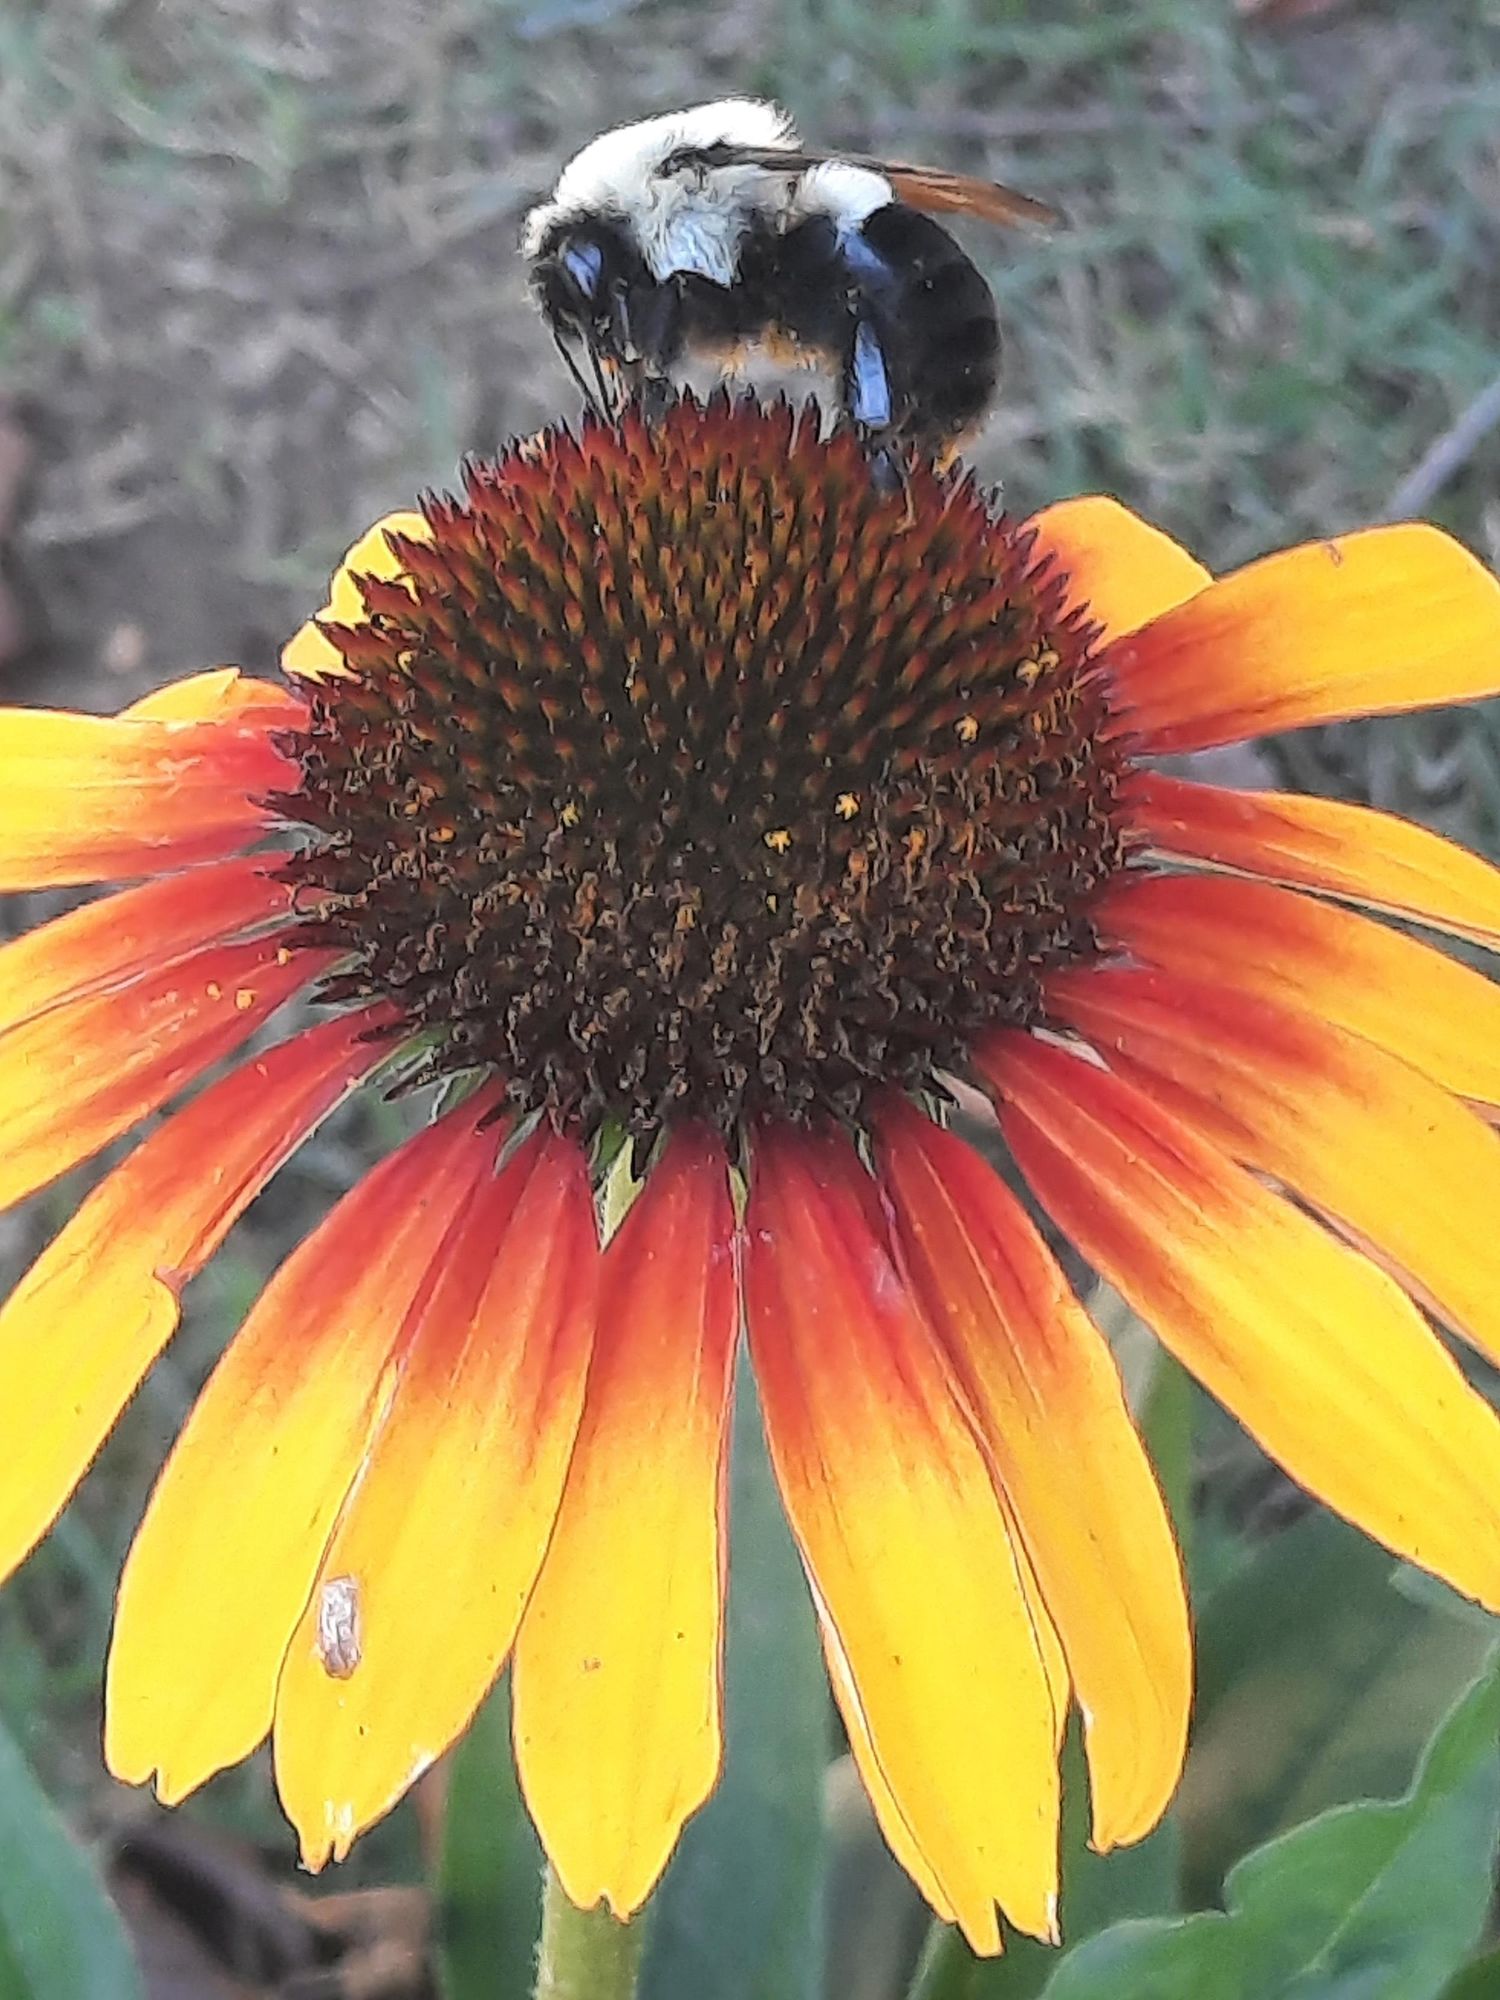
878 163 1062 230
692 141 1063 230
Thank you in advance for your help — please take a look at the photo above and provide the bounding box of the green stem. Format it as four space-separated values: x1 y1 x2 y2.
534 1866 645 2000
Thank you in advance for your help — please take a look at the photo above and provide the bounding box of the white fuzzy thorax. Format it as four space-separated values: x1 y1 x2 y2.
522 99 799 287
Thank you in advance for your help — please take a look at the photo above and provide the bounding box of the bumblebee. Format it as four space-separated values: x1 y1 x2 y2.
523 99 1059 459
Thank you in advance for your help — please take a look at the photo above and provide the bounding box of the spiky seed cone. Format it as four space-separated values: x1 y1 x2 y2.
277 395 1127 1152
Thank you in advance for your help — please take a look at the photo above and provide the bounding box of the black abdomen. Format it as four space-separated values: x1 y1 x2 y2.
860 205 1002 445
776 205 1002 452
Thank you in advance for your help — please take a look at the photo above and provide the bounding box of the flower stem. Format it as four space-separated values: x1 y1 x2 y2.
534 1866 645 2000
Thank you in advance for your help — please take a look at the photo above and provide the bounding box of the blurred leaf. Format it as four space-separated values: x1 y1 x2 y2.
1183 1511 1496 1900
1036 1918 1231 2000
0 1711 144 2000
642 1363 828 2000
435 1675 543 2000
1036 1657 1500 2000
822 1754 928 2000
1058 1745 1180 1942
1439 1950 1500 2000
1391 1562 1500 1640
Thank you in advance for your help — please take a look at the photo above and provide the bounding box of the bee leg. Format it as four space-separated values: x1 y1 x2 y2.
842 317 908 496
592 348 626 418
864 437 906 496
596 281 653 416
605 278 684 427
846 317 894 435
871 446 918 528
605 362 672 426
638 374 675 425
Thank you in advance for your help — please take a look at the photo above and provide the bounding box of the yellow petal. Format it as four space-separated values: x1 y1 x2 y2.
0 1008 393 1585
0 856 289 1041
1108 525 1500 751
1024 497 1210 643
1050 961 1500 1373
744 1123 1061 1954
818 1611 955 1924
274 1129 598 1865
105 1094 502 1801
1127 772 1500 952
0 679 300 889
875 1096 1190 1851
514 1127 737 1915
1100 869 1500 1107
819 1495 1069 1937
281 512 433 679
124 667 300 723
0 929 330 1213
985 1032 1500 1611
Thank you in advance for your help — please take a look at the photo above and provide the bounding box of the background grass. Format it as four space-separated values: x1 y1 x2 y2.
0 0 1497 1990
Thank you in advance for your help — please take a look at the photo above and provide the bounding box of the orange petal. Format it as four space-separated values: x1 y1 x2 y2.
1126 771 1500 952
514 1127 737 1916
281 512 434 680
105 1092 504 1803
983 1033 1500 1610
0 1006 397 1586
0 672 302 889
875 1096 1190 1852
1049 962 1500 1374
744 1123 1061 1955
1024 497 1210 643
1105 526 1500 752
0 857 293 1041
275 1127 598 1866
124 667 304 726
1098 869 1500 1106
0 929 334 1213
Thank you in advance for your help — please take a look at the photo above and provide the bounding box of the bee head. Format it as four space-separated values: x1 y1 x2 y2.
529 225 613 341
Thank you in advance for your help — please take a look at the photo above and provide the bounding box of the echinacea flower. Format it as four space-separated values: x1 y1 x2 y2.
3 394 1500 1955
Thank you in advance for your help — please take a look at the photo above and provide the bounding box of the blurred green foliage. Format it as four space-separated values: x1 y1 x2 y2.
0 1712 142 2000
1035 1660 1500 2000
